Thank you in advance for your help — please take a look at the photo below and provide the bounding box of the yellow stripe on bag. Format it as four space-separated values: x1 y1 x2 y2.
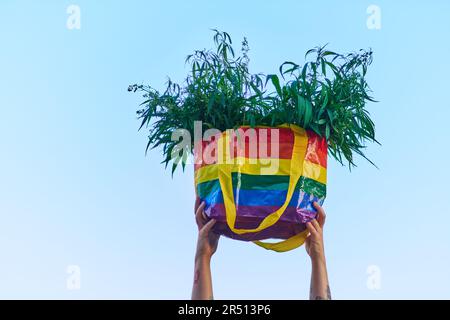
195 159 326 185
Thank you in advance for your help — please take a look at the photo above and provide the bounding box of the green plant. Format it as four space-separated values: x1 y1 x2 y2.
129 30 378 172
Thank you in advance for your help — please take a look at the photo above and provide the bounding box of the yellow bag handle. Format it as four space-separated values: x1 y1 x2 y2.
253 229 309 252
217 125 309 252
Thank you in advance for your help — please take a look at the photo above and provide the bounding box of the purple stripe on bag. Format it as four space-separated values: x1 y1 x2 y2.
204 204 314 241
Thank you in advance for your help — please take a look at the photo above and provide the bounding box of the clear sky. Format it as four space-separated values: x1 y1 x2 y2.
0 0 449 299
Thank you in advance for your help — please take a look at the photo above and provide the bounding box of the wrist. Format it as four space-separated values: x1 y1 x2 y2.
195 252 212 264
310 251 326 265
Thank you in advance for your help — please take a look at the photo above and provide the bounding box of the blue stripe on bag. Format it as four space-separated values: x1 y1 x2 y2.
203 188 320 208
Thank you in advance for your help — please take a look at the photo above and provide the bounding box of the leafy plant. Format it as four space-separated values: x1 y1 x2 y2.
129 30 378 172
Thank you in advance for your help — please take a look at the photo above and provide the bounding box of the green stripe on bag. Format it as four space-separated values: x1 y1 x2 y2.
197 173 326 199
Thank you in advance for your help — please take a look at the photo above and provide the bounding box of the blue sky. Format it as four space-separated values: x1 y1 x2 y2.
0 0 449 299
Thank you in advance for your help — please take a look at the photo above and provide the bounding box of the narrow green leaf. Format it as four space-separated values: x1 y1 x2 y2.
320 58 326 76
303 99 312 128
266 74 282 97
297 94 306 122
301 64 308 81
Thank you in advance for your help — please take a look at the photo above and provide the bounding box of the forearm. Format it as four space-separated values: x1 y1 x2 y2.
191 256 214 300
309 256 331 300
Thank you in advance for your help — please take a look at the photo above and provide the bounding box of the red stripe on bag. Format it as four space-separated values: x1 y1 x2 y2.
305 131 327 168
194 127 295 170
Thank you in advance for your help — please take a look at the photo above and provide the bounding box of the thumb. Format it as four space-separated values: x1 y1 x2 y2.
201 219 217 234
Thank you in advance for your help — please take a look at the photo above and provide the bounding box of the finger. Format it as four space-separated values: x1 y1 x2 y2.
318 210 326 228
194 197 201 213
304 234 311 246
201 219 217 233
306 222 318 236
195 201 206 226
313 202 326 227
311 218 321 231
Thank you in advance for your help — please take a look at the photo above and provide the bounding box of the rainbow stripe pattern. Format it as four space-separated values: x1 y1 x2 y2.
194 124 327 252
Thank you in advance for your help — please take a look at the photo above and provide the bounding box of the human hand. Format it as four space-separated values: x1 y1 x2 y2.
194 197 220 261
305 202 326 262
